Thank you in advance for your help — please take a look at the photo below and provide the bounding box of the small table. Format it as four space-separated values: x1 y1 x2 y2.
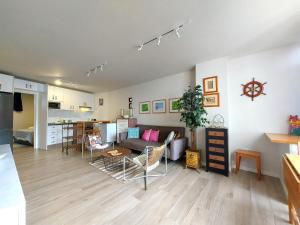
101 148 131 171
265 133 300 155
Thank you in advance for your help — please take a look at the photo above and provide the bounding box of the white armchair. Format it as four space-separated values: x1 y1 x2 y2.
123 131 175 190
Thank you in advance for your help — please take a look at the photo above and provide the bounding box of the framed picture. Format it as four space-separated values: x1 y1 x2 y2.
203 76 218 93
99 98 104 106
152 99 166 113
169 98 181 113
139 101 151 114
203 93 220 107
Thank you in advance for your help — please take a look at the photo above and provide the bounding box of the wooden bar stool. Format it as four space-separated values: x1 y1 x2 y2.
235 149 262 180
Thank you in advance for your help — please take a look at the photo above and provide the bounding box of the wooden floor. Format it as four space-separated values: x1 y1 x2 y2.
13 146 289 225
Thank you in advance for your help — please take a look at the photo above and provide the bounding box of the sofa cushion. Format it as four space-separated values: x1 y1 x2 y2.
138 125 185 143
142 129 152 141
149 130 159 142
121 138 161 152
127 127 139 139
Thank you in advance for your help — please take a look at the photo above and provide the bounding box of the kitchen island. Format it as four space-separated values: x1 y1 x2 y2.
0 144 26 225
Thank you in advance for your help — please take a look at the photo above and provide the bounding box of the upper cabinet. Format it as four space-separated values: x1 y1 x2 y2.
0 74 14 93
48 85 94 111
48 85 63 102
14 78 39 92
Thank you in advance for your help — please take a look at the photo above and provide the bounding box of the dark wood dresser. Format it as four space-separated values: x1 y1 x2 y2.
205 128 229 176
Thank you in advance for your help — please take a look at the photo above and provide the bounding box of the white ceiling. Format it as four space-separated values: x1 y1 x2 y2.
0 0 300 92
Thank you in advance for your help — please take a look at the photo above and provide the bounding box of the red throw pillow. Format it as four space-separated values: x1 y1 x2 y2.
149 130 159 142
142 129 152 141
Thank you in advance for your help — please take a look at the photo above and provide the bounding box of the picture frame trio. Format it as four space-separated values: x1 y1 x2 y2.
139 98 181 114
202 76 220 107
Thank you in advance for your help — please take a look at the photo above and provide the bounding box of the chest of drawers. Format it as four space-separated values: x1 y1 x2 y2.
205 128 228 176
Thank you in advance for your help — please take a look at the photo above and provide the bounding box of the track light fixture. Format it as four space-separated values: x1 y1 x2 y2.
157 35 162 46
138 44 143 51
85 61 107 77
137 19 191 51
175 27 181 38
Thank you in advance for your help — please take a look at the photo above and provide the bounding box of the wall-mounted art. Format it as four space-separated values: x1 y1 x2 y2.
203 93 220 107
169 98 181 113
203 76 218 93
241 78 267 101
152 99 166 113
98 98 104 106
139 101 151 114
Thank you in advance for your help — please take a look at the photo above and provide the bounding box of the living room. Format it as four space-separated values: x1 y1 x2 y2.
1 1 300 225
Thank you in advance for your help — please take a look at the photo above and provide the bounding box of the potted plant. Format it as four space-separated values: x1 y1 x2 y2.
178 85 209 151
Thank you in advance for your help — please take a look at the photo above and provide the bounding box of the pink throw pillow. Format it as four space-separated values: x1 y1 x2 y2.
149 130 159 142
142 129 152 141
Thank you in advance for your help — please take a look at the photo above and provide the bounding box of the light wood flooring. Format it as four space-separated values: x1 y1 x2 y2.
13 146 289 225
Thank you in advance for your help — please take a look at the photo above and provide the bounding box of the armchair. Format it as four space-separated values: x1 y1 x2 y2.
123 131 175 190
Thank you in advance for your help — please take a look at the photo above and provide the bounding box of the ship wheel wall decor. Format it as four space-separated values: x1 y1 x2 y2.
241 78 267 101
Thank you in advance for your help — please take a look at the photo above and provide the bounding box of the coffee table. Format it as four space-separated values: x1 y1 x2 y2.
100 148 131 171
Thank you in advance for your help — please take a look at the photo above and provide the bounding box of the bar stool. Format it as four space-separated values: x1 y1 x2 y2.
235 149 262 180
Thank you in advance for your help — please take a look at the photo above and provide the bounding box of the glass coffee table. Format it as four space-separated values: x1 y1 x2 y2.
100 148 131 171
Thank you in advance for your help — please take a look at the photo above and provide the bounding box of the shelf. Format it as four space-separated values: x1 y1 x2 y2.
265 133 300 145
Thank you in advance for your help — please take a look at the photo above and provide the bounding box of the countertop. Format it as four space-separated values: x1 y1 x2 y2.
48 120 111 126
0 144 26 209
265 133 300 144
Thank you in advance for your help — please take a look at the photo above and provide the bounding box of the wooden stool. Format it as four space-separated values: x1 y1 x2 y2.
235 149 262 180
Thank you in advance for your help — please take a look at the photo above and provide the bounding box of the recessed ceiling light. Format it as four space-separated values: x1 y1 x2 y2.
55 80 62 85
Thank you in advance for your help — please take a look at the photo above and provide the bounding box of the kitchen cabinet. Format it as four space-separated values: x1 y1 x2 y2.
0 74 14 93
48 85 94 111
48 85 63 102
14 79 38 92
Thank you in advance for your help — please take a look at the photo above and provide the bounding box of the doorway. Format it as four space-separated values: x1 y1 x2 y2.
13 93 35 150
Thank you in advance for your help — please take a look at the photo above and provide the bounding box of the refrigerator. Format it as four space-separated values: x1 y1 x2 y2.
0 92 13 148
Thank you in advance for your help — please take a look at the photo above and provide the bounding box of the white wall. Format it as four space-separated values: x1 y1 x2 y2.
196 43 300 178
93 71 195 137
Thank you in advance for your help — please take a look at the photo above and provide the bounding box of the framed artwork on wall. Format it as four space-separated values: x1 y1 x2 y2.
203 93 220 107
203 76 218 93
139 101 151 114
152 99 166 113
169 98 181 113
99 98 104 106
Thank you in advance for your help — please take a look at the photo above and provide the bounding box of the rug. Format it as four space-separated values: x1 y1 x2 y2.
89 156 171 183
89 156 145 183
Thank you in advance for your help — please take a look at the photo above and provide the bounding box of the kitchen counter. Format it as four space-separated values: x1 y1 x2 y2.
48 120 111 126
0 144 26 225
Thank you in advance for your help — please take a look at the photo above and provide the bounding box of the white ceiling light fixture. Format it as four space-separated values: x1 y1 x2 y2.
137 19 191 51
54 79 62 85
137 44 143 51
86 61 107 77
157 35 162 46
175 27 181 38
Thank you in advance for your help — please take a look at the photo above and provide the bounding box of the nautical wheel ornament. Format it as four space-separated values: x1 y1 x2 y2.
241 78 267 101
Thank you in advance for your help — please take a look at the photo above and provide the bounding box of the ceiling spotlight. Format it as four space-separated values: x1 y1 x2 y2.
54 79 62 85
175 27 181 38
157 35 162 46
100 64 104 72
94 67 98 74
86 72 90 77
138 44 143 51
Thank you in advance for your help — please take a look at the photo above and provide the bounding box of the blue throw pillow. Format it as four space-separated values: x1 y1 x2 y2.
128 127 140 139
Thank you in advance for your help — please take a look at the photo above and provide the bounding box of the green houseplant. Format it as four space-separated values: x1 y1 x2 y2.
178 85 209 150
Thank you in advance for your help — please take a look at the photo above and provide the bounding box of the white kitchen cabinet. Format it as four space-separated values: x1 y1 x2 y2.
48 85 95 111
14 79 38 92
48 85 63 102
0 74 14 93
47 125 63 145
